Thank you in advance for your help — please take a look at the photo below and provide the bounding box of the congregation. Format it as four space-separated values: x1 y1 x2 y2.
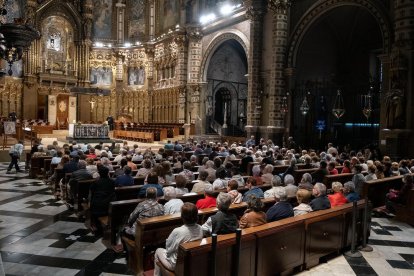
23 136 414 275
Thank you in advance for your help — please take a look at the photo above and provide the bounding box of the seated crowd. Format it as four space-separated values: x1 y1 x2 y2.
29 137 414 275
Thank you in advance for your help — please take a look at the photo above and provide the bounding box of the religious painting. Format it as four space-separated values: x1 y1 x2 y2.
90 66 113 86
56 94 69 128
128 0 146 40
128 67 145 86
4 0 23 23
3 121 16 135
93 0 113 39
159 0 179 32
46 30 62 52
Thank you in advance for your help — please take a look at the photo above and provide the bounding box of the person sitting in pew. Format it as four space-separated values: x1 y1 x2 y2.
114 159 128 177
266 188 294 222
239 195 267 229
124 187 165 239
174 175 189 196
230 167 245 187
138 172 164 198
115 166 134 187
154 202 203 276
343 181 360 202
310 183 331 211
252 165 263 186
212 167 228 190
261 164 274 185
311 160 329 184
284 174 298 200
328 161 338 175
385 174 413 214
352 164 365 196
243 177 264 202
298 173 313 191
66 160 93 207
341 160 352 174
201 193 239 236
179 161 194 182
196 186 217 209
328 182 347 207
293 189 313 216
365 164 377 181
264 175 285 199
227 180 242 204
163 186 184 215
191 171 213 193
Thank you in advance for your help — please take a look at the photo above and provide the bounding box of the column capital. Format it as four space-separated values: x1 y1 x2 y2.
268 0 292 14
244 0 267 21
186 25 203 41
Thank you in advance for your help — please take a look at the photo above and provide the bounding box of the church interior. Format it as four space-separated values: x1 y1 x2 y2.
0 0 413 275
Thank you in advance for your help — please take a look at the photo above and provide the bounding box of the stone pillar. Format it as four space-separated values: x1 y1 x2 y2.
379 0 414 159
186 26 203 133
244 0 266 137
145 46 155 122
175 34 188 123
23 0 39 86
78 0 93 87
267 0 291 142
116 0 126 45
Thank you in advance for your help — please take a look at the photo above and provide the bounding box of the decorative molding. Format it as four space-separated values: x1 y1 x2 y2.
268 0 291 14
287 0 392 67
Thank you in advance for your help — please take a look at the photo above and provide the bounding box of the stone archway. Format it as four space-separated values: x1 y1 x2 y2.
203 38 248 135
287 0 392 68
288 2 388 149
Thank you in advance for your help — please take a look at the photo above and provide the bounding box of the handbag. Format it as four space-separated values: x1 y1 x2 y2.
387 189 399 201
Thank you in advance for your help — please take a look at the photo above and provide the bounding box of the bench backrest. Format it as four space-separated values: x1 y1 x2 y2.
363 175 404 207
176 200 365 276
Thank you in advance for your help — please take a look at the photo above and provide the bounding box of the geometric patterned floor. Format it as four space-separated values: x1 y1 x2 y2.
0 161 413 275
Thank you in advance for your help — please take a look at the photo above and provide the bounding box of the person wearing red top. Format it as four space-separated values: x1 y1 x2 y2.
328 182 347 207
341 160 351 174
328 161 338 175
196 188 217 209
86 148 97 159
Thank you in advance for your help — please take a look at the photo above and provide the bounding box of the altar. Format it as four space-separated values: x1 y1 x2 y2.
68 124 109 139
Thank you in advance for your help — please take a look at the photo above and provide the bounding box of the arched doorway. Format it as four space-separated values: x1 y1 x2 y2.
205 39 248 136
292 5 385 149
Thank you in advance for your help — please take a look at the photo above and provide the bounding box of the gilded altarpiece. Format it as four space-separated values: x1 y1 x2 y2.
0 78 23 118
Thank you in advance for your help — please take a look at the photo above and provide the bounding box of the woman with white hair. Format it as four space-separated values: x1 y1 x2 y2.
261 164 274 185
264 175 285 199
298 173 313 191
284 174 298 199
328 182 347 207
163 186 184 214
310 183 331 211
252 164 263 186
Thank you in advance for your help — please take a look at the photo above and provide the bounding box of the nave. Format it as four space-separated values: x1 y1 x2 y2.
0 161 413 275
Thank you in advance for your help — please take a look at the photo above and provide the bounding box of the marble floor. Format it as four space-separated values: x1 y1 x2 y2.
0 162 413 275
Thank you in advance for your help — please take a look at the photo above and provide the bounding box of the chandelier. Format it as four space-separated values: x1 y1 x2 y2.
0 2 40 76
300 90 310 116
332 89 345 119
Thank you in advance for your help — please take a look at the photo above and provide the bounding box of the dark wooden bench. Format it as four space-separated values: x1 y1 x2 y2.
126 198 276 274
363 175 404 207
173 200 366 276
392 188 414 226
115 185 142 201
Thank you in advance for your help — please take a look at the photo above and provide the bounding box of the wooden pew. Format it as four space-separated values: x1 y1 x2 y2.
115 185 142 201
392 188 414 226
174 200 366 276
129 198 276 274
363 175 404 207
